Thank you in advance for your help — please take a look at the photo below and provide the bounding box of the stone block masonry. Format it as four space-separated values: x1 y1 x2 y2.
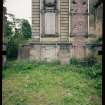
18 0 102 64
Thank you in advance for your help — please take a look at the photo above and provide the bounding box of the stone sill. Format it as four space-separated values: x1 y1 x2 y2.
41 35 59 38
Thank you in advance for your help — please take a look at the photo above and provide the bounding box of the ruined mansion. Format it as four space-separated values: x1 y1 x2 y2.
18 0 102 64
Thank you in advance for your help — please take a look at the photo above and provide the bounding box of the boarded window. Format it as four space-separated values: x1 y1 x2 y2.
45 13 56 35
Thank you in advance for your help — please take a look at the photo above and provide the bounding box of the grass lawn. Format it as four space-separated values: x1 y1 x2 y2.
2 60 102 105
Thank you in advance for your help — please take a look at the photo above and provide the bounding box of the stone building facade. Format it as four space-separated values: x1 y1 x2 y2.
18 0 102 64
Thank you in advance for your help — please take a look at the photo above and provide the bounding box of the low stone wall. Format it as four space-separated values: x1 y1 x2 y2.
18 42 94 64
18 45 30 60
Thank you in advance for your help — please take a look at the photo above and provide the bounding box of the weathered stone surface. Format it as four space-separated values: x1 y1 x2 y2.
18 46 30 60
18 0 102 64
18 43 72 64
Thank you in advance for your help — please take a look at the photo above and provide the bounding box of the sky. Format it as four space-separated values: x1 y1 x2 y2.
5 0 32 25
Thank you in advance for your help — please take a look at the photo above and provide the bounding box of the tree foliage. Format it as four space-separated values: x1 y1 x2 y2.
21 19 32 39
7 37 18 60
5 14 32 60
5 21 13 37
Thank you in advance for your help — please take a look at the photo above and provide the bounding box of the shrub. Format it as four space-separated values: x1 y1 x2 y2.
70 58 80 65
87 63 102 79
86 57 97 66
96 55 102 64
7 39 18 60
50 60 60 65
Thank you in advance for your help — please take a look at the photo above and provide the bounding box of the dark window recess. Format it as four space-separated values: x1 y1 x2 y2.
2 51 6 55
98 50 102 55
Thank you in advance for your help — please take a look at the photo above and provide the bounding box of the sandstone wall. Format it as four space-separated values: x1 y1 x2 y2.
18 43 91 64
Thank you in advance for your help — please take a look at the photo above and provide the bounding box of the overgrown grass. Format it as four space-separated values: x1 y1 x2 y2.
2 60 102 105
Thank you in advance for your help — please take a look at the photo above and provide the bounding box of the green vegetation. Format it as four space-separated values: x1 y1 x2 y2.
3 60 102 105
21 19 32 39
5 14 32 60
70 57 97 67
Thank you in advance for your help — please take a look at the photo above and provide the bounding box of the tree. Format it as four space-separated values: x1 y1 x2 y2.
5 14 32 60
5 21 13 37
7 37 18 60
21 19 32 39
